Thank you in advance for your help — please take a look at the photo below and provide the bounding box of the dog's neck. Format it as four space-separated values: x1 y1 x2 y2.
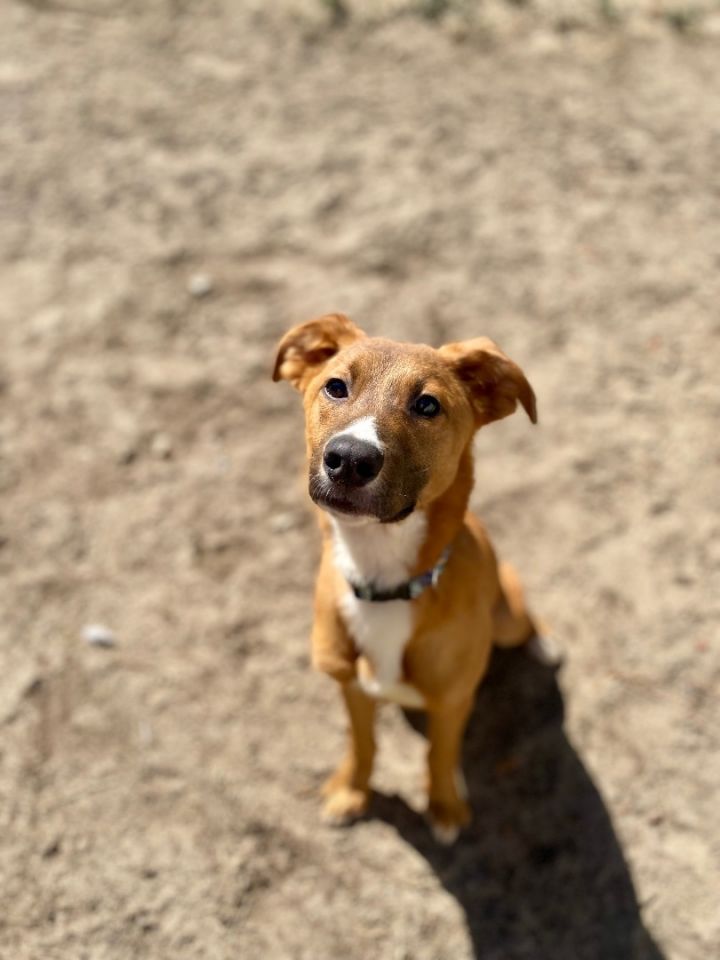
328 445 474 590
330 511 427 591
416 445 474 573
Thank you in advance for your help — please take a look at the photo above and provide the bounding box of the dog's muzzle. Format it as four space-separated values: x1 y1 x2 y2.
323 436 384 488
309 435 420 523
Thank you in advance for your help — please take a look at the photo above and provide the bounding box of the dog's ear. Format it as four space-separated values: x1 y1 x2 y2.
439 337 537 426
272 313 366 391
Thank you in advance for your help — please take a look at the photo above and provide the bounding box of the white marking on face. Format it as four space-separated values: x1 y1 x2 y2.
318 417 385 502
332 511 427 695
334 415 383 450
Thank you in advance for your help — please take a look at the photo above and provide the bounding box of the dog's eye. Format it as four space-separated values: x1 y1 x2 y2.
324 378 348 399
413 394 441 418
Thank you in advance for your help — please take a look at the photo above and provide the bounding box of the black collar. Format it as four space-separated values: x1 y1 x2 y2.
350 548 450 603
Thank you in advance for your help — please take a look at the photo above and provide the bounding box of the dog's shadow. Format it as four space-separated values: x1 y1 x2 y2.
370 649 665 960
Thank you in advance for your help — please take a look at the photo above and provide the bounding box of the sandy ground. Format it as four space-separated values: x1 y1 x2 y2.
1 2 719 958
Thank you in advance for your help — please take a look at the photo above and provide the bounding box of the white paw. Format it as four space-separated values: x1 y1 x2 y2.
526 633 564 668
321 787 369 826
431 821 460 846
321 809 354 828
454 767 468 802
357 676 382 698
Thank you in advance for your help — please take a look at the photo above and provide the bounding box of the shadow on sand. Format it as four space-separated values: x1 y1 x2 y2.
370 649 665 960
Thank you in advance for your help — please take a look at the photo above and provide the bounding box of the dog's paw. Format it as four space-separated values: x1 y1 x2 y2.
526 633 564 668
427 798 471 845
431 821 460 845
321 786 370 827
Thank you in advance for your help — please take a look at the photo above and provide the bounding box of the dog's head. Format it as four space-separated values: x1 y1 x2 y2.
273 314 536 524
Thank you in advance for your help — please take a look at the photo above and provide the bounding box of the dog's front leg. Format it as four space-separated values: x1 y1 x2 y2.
311 583 375 823
310 554 358 684
426 697 473 844
321 681 377 825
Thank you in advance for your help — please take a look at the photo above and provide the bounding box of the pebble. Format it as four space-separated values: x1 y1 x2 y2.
150 432 173 460
187 272 214 298
137 720 154 747
530 30 563 55
82 624 116 648
705 14 720 37
269 511 297 534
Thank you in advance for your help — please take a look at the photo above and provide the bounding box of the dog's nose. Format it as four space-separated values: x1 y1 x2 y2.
323 436 384 487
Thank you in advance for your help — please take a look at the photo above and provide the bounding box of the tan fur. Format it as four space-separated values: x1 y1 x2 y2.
273 314 541 841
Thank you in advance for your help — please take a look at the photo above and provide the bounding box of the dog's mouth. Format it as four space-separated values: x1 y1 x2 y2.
308 474 416 525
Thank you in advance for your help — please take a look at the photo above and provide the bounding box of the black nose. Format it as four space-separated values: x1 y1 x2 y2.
323 436 384 487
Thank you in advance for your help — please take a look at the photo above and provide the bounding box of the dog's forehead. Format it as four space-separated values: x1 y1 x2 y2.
335 337 447 387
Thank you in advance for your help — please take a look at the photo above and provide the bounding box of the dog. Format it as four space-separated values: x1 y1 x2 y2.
273 313 550 843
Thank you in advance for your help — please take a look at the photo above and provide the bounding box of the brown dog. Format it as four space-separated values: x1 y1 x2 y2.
273 313 548 843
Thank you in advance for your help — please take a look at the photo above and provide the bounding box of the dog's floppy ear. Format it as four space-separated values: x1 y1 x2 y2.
272 313 366 391
439 337 537 426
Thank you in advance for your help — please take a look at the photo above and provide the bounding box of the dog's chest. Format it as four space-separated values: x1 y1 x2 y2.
339 592 413 689
332 514 426 707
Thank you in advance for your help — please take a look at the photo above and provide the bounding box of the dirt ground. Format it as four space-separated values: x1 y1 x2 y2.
1 2 719 958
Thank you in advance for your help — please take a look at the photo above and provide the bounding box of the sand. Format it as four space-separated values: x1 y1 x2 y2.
1 2 718 957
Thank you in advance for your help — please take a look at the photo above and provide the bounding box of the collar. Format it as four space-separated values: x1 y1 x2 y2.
350 547 451 603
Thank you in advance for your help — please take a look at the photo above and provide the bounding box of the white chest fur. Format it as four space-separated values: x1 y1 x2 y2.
331 513 427 707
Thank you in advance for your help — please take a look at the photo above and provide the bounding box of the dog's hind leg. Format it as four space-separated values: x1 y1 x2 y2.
492 562 562 666
492 561 537 647
321 682 376 826
426 696 474 844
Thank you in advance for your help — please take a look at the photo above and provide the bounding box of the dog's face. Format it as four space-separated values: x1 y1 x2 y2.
273 314 536 524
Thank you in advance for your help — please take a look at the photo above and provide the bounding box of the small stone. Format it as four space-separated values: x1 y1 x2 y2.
41 837 62 859
27 306 65 340
705 14 720 36
150 432 173 460
23 675 44 698
117 442 138 466
443 13 469 43
187 273 214 298
269 511 297 534
82 624 116 648
530 30 563 55
138 720 154 747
